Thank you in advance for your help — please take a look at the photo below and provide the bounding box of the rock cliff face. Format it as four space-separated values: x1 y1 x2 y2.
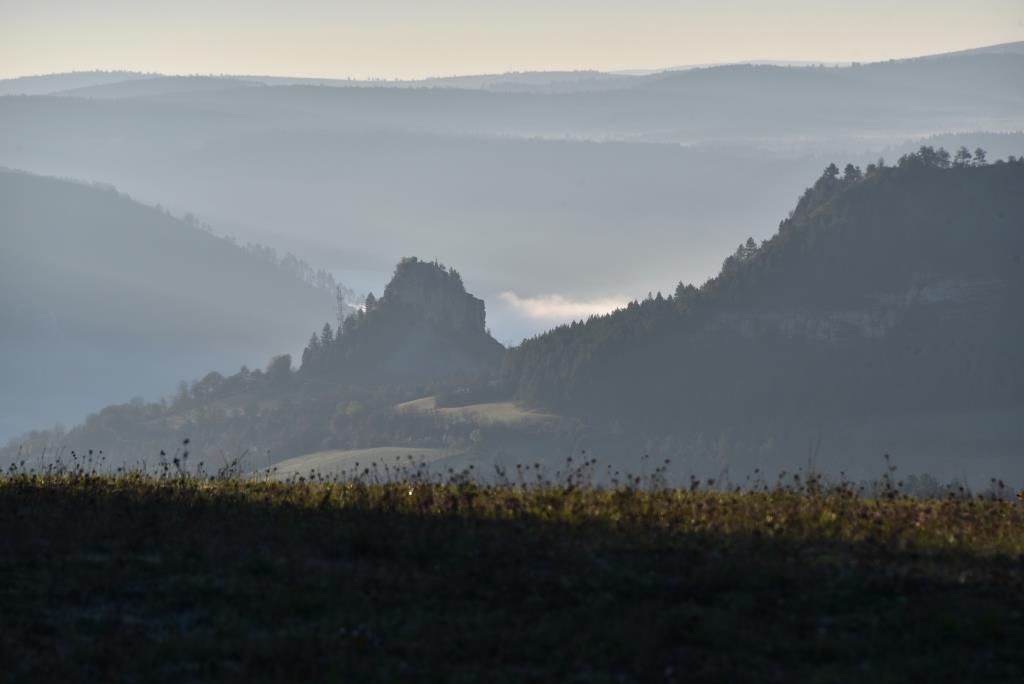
382 258 487 333
301 257 504 385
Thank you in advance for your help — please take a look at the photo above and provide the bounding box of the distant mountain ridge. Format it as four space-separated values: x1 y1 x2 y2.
3 41 1021 96
0 71 155 96
923 40 1024 59
53 76 260 99
618 40 1024 74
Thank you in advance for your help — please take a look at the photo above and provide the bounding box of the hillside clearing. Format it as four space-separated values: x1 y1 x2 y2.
395 395 559 425
268 446 454 480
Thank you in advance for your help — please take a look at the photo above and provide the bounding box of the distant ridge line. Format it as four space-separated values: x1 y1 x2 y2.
2 41 1022 91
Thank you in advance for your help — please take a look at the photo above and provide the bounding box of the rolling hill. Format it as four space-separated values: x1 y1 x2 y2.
267 446 455 480
54 75 260 99
0 71 154 96
0 169 337 441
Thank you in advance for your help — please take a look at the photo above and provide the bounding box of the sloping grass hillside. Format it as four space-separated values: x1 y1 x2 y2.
395 395 559 425
2 473 1023 682
269 446 454 480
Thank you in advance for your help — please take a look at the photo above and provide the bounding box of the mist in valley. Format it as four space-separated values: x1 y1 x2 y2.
1 4 1023 485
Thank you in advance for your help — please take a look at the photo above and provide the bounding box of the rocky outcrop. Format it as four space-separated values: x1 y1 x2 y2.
382 257 487 333
301 257 504 385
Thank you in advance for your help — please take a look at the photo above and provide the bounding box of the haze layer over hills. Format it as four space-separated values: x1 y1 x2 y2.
0 170 338 441
1 47 1022 345
7 154 1022 484
2 44 1022 471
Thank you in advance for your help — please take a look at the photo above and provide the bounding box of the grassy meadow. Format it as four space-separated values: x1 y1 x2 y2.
269 446 454 481
395 395 559 425
2 461 1024 682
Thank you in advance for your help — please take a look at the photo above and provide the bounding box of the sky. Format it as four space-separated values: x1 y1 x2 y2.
2 0 1022 80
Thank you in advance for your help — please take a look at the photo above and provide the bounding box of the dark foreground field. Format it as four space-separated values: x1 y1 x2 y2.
2 474 1023 682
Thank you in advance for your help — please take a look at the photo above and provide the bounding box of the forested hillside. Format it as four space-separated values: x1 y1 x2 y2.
0 170 338 440
504 150 1024 478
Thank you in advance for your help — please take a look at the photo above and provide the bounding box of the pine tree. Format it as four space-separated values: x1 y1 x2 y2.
954 146 973 167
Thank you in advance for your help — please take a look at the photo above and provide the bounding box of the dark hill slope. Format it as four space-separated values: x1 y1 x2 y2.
0 169 335 440
504 153 1024 475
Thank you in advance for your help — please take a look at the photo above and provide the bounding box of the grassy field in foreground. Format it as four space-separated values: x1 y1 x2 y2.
2 475 1023 682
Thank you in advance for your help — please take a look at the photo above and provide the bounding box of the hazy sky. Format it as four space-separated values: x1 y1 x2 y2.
2 0 1022 79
